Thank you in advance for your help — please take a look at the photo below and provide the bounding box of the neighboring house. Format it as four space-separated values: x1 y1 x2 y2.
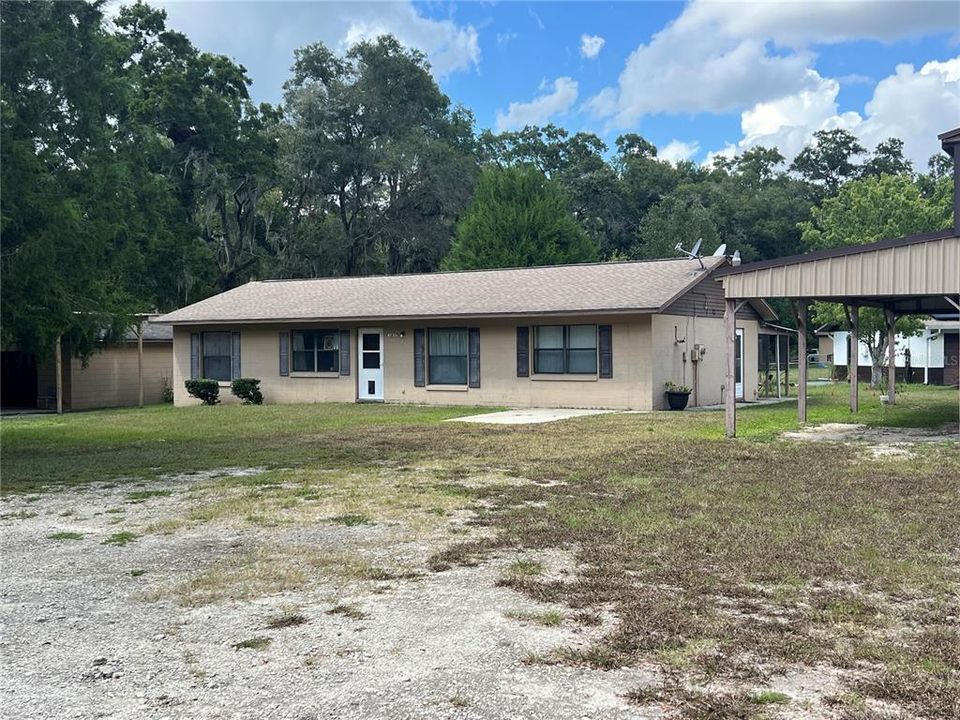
814 325 835 363
829 320 959 385
0 320 173 412
155 257 775 411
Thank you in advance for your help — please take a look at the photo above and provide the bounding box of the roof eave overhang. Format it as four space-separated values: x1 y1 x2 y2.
153 306 666 326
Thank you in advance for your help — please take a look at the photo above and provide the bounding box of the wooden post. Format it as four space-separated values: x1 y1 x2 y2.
847 304 859 414
724 298 737 438
885 307 896 405
55 334 63 415
775 333 782 398
137 322 144 408
793 301 808 424
784 334 790 397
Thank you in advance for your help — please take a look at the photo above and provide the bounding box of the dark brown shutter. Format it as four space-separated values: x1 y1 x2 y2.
278 332 289 376
413 329 425 387
598 325 613 379
231 332 241 380
190 333 200 380
516 326 529 377
339 329 350 376
468 327 480 388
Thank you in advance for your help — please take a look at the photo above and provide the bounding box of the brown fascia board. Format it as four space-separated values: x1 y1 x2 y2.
655 262 728 312
655 261 779 321
714 228 957 277
938 126 960 152
155 306 666 326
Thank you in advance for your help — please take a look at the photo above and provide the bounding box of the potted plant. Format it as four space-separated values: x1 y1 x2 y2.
664 382 692 411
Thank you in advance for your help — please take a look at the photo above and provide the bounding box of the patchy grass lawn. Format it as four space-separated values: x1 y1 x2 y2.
2 385 957 717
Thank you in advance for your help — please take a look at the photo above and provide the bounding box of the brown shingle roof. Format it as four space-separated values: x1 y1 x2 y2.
154 257 729 325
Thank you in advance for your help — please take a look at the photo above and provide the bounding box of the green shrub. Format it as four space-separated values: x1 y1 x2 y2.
159 376 174 403
231 378 263 405
185 379 220 405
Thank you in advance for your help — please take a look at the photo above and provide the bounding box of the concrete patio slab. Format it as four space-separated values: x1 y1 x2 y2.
448 408 613 425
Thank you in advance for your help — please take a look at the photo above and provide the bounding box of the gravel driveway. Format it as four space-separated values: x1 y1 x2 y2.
0 472 656 720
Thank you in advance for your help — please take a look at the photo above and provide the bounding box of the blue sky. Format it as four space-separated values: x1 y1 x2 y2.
150 1 960 167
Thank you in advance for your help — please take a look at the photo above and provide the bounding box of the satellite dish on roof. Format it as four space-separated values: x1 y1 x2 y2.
674 238 706 270
712 243 727 257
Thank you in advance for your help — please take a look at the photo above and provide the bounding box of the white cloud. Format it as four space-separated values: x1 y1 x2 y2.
496 77 579 131
150 0 480 97
659 140 701 164
580 34 605 59
703 144 737 169
682 0 953 47
715 57 960 168
529 8 545 31
497 31 518 46
341 4 480 77
585 0 955 126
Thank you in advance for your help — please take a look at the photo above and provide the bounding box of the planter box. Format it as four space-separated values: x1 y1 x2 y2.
666 391 690 411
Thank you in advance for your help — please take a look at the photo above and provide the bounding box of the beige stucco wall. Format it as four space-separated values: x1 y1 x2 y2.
171 314 760 410
173 325 357 406
651 314 759 408
383 316 652 410
174 318 653 410
69 343 172 410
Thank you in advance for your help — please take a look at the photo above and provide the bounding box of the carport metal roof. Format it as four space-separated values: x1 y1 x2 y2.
714 228 959 438
715 229 959 314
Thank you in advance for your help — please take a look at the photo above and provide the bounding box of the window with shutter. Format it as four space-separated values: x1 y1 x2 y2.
339 330 351 375
516 327 529 377
468 328 480 388
278 332 289 376
190 333 200 380
231 332 241 380
598 325 613 379
413 329 425 387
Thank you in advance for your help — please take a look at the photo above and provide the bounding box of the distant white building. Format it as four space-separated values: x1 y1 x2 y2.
825 320 958 385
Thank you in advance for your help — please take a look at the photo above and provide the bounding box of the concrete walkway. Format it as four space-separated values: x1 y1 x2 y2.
448 408 612 425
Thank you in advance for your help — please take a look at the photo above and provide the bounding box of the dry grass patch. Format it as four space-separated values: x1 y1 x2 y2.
327 602 366 620
147 545 417 607
504 608 564 627
265 608 309 630
139 464 499 538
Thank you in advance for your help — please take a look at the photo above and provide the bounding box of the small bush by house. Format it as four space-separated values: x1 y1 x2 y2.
160 377 174 403
231 378 263 405
185 379 220 405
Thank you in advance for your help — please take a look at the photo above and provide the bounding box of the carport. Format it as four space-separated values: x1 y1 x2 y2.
716 129 960 438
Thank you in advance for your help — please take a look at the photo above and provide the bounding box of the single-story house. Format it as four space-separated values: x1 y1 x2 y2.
0 319 173 412
154 256 776 411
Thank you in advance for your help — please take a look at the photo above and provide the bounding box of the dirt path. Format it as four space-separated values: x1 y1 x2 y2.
0 476 654 720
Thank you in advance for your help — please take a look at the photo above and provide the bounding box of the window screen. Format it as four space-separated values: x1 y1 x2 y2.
534 325 597 375
292 330 339 373
428 328 468 385
202 332 232 381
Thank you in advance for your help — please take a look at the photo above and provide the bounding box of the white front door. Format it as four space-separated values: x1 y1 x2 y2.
357 328 384 401
735 328 745 400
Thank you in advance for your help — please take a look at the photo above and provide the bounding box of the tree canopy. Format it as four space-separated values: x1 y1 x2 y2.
1 0 955 360
442 165 598 270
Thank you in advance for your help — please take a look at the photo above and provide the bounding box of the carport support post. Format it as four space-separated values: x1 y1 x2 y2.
724 298 737 438
792 301 808 424
55 334 63 415
846 304 859 413
885 307 896 405
775 333 782 398
137 323 144 408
